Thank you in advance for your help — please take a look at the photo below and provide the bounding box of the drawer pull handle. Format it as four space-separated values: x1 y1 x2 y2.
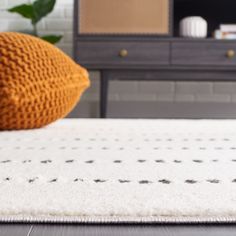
226 50 235 59
119 49 128 58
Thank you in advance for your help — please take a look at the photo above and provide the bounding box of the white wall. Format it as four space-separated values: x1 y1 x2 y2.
1 0 236 118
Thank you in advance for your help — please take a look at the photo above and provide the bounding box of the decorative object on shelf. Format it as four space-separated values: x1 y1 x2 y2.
0 32 90 130
180 16 208 38
8 0 62 44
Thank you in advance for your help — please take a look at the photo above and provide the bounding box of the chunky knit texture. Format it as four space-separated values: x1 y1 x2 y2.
0 32 90 130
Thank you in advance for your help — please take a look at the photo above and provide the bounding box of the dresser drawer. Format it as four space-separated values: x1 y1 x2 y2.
76 41 170 68
172 42 236 66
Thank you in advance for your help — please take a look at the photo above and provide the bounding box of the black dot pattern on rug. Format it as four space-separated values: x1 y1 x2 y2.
196 139 202 142
139 180 152 184
23 160 31 163
212 159 219 162
28 177 38 183
159 179 171 184
174 160 182 163
41 160 52 164
185 180 197 184
74 178 84 182
49 178 57 183
65 160 74 163
85 160 94 164
119 179 131 183
2 159 236 165
8 146 236 151
94 179 106 183
193 160 203 163
1 160 11 163
155 160 165 163
3 130 236 192
1 178 236 184
207 179 220 184
114 160 122 163
138 160 146 163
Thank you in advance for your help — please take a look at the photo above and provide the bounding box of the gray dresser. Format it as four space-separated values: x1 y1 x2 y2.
74 0 236 118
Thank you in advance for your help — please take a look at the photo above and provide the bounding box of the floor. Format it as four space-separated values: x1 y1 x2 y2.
1 224 236 236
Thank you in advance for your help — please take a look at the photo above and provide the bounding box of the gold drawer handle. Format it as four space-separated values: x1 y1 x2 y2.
226 50 235 59
119 49 128 58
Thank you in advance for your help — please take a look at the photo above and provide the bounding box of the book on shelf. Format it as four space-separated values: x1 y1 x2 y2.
220 24 236 33
214 24 236 39
214 30 236 39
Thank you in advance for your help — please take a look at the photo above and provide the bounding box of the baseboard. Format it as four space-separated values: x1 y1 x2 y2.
67 101 236 119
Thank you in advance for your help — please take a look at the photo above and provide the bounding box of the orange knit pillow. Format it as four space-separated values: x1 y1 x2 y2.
0 32 90 130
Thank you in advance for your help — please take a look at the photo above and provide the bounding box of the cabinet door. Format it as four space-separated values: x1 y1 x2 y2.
78 0 171 35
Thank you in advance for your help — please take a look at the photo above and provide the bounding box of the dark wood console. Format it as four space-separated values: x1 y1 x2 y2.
74 0 236 118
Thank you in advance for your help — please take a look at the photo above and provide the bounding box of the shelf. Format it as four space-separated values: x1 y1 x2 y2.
174 0 236 37
76 35 236 43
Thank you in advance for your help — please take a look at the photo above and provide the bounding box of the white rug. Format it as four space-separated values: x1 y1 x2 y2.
1 119 236 223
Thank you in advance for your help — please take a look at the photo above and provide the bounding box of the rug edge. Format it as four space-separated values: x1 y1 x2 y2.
1 215 236 224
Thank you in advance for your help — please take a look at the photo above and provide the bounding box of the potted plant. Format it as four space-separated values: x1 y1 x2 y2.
8 0 62 44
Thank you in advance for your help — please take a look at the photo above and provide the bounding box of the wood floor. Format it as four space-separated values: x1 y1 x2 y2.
1 224 236 236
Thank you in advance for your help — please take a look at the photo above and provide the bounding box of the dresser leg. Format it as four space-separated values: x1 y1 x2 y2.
100 74 109 118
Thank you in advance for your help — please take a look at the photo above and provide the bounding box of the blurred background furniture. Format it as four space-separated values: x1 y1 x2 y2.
74 0 236 118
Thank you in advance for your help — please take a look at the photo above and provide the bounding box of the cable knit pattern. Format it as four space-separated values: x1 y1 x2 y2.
0 32 90 130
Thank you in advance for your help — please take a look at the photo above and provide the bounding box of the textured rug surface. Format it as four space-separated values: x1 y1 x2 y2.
1 119 236 223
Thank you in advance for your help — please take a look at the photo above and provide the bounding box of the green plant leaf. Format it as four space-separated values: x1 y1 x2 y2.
32 0 56 24
8 4 35 20
41 35 62 44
